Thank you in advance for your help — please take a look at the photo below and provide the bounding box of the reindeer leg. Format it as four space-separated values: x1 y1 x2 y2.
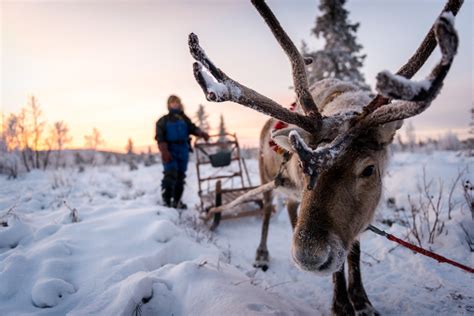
286 199 299 230
348 241 379 316
332 263 355 316
253 190 273 271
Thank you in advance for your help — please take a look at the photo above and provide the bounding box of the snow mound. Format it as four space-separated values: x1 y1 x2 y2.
31 278 76 308
74 261 314 316
145 219 181 243
0 155 473 315
0 216 32 249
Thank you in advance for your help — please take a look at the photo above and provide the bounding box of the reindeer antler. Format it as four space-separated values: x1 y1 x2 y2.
188 0 462 189
251 0 321 124
367 13 458 125
188 33 316 133
290 10 459 188
188 0 324 133
361 0 463 116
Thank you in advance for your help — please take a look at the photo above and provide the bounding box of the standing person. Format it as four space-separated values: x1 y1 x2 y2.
155 95 210 208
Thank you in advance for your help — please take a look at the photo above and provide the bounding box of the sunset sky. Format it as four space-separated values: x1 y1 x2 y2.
1 0 473 152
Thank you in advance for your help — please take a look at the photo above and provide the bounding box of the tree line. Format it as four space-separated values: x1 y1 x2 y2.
0 96 106 178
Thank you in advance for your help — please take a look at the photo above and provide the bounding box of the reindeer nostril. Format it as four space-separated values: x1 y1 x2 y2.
291 232 347 275
292 243 331 271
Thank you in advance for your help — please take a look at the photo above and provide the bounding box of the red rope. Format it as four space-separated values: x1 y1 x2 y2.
367 225 474 274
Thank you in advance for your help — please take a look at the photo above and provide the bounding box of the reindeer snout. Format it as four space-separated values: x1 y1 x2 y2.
291 228 347 275
292 243 331 271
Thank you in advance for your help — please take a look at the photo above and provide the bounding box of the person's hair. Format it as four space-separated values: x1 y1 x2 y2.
167 95 183 110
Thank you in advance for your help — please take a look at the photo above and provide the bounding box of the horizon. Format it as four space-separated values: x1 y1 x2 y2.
1 0 473 153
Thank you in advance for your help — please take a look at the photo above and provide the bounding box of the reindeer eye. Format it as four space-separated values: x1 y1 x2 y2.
361 165 375 178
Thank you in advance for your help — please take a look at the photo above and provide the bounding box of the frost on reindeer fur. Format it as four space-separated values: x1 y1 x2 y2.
309 78 370 117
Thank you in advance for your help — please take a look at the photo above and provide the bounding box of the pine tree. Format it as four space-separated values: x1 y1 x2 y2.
195 104 210 134
405 121 416 151
302 0 369 90
218 114 228 143
144 146 157 166
125 138 138 170
125 138 134 155
467 105 474 153
469 105 474 136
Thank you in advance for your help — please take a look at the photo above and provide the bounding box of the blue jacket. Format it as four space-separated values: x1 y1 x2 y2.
155 110 200 146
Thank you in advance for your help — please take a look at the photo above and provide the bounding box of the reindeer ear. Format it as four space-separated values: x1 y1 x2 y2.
378 120 403 145
271 127 311 153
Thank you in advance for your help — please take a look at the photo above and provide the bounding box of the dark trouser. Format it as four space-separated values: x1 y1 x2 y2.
161 144 189 206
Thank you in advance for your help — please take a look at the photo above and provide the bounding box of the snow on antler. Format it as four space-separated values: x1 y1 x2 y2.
369 13 458 124
193 62 233 102
188 33 316 132
188 33 236 102
375 72 431 101
289 130 318 190
188 0 462 188
289 130 343 190
301 11 461 178
437 12 458 65
288 7 460 185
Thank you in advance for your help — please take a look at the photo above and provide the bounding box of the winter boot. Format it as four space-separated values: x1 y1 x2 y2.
161 187 173 207
172 200 187 210
172 174 187 209
161 169 178 207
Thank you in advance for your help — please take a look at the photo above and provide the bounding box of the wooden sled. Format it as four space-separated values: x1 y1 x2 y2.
194 133 265 230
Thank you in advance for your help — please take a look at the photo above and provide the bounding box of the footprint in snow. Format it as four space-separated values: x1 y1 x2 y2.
247 303 286 315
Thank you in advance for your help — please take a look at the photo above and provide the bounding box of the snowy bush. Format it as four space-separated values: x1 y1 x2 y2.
405 168 465 247
462 179 473 219
0 151 21 179
438 131 462 151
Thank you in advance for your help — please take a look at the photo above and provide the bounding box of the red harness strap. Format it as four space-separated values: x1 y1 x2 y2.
367 225 474 274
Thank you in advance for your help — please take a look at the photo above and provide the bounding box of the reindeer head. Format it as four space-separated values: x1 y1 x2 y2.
188 0 461 275
276 118 401 273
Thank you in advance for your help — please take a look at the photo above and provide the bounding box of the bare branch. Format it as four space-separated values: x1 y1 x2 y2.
188 33 316 132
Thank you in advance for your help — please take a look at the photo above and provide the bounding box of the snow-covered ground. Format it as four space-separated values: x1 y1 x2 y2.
0 151 473 315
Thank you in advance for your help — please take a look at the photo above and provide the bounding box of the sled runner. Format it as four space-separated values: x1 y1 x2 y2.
194 133 264 230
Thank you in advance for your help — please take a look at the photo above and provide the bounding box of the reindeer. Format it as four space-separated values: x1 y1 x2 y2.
188 0 461 314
